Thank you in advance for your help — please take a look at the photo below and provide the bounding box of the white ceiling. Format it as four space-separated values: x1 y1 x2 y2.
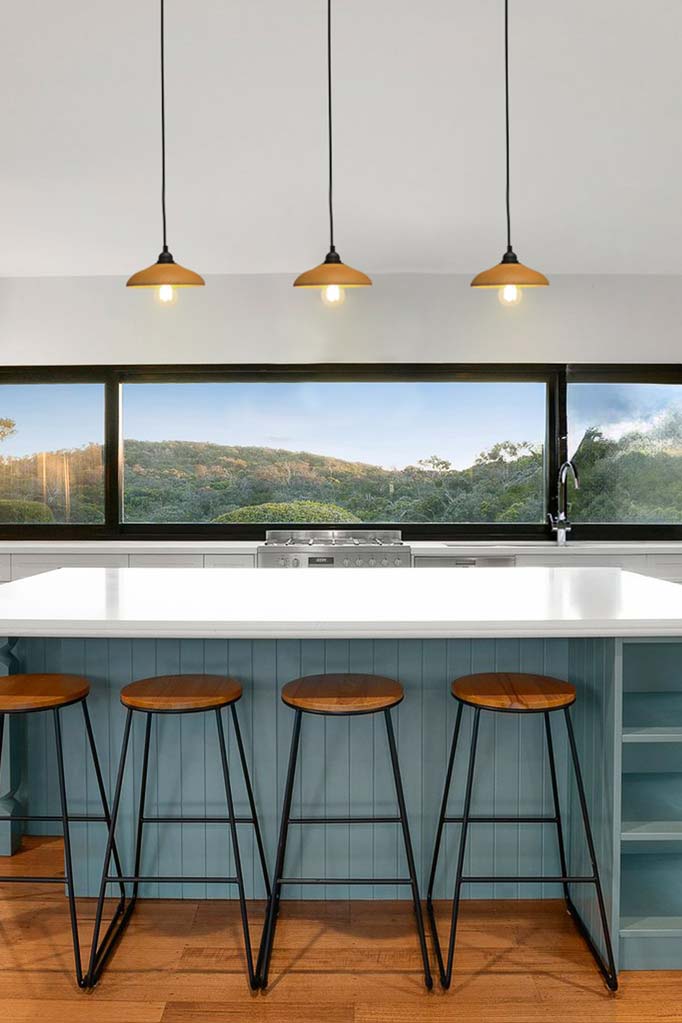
1 0 681 278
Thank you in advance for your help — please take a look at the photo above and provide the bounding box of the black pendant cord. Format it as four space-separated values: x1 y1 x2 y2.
501 0 511 253
160 0 169 254
327 0 336 256
504 0 512 255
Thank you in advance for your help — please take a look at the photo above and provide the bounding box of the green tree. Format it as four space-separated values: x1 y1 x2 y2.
214 501 361 524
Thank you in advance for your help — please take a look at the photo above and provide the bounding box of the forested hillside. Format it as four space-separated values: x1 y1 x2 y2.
122 438 544 523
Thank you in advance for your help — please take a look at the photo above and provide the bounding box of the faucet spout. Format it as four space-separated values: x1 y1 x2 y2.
549 460 579 544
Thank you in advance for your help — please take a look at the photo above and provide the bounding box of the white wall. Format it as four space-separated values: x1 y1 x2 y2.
0 273 679 365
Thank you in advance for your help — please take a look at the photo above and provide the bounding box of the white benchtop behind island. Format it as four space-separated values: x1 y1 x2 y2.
0 565 681 638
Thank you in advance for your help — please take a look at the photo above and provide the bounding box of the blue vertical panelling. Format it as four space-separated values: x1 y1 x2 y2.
13 635 609 903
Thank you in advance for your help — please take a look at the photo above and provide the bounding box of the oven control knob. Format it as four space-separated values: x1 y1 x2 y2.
394 557 402 566
343 558 350 567
279 557 287 567
355 557 363 566
292 558 300 567
368 558 376 567
381 558 389 566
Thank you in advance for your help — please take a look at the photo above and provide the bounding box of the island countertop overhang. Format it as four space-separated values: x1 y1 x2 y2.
0 565 680 639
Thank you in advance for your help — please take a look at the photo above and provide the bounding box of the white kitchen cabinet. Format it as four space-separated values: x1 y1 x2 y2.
204 554 255 568
10 554 129 580
128 554 204 568
643 556 682 583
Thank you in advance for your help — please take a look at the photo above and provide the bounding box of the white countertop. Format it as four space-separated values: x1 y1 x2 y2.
0 539 681 557
1 566 682 639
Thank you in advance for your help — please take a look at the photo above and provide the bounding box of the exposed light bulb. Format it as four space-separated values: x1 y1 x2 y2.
498 284 522 307
321 284 346 307
157 284 177 305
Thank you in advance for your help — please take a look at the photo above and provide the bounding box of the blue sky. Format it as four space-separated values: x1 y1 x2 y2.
0 381 545 470
122 382 546 470
2 380 681 470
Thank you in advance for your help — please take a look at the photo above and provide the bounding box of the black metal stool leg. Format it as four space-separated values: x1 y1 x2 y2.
258 708 302 989
53 707 86 987
544 712 570 907
442 706 480 989
563 708 619 992
81 700 126 904
131 713 153 902
230 703 271 899
426 702 462 980
384 708 433 990
216 708 258 989
86 708 134 987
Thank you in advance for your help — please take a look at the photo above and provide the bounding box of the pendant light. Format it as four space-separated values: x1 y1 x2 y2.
294 0 371 306
471 0 548 306
127 0 204 304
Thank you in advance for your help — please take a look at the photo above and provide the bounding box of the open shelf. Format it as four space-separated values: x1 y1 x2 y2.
620 916 682 937
621 772 682 841
622 820 682 841
619 643 682 968
623 692 682 741
623 725 682 743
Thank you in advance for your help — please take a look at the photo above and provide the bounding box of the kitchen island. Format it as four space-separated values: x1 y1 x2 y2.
1 564 682 972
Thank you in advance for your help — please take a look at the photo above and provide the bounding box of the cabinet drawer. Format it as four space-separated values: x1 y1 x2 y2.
515 555 645 570
204 554 255 568
413 556 516 568
129 554 204 568
11 554 129 580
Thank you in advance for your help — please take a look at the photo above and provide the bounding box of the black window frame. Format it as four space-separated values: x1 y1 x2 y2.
4 362 681 542
567 364 682 541
0 363 562 541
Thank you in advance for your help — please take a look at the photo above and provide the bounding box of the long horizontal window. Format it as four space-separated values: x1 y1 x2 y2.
0 383 104 523
1 364 682 540
121 380 548 525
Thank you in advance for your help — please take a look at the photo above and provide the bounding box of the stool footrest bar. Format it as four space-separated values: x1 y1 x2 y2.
443 815 558 824
462 874 598 884
140 815 255 824
0 814 109 823
288 816 401 825
105 875 238 884
0 875 69 883
279 876 412 885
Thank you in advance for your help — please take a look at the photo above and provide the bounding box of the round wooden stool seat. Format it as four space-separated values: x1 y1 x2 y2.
0 673 90 714
121 674 242 713
452 672 576 713
281 673 404 715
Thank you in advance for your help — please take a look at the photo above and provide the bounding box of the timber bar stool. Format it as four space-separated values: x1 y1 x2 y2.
426 672 618 992
0 674 125 988
87 674 270 989
258 673 433 990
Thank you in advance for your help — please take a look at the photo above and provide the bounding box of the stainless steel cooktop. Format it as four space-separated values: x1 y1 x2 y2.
257 529 411 568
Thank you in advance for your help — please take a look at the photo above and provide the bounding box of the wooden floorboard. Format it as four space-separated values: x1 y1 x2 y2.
0 839 679 1022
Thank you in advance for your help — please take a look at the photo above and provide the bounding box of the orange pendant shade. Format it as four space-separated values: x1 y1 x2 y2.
294 258 371 289
470 258 548 289
127 256 205 288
